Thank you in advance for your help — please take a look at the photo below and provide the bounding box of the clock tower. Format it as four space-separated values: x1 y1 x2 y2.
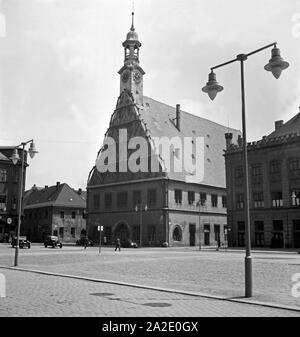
118 12 145 106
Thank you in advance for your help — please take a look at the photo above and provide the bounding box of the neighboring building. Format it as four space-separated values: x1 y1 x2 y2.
86 14 240 247
0 147 27 242
224 110 300 249
23 182 86 243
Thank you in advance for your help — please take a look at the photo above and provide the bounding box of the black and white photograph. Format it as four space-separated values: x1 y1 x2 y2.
0 0 300 327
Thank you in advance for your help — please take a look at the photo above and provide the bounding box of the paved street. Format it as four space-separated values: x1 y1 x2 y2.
0 268 299 317
0 244 300 316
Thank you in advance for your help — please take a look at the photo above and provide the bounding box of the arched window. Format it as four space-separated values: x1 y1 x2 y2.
173 226 182 241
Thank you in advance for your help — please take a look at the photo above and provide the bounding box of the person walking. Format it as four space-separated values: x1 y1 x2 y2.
84 237 88 250
115 238 121 252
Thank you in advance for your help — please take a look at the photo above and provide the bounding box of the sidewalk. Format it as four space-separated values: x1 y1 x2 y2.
1 268 299 317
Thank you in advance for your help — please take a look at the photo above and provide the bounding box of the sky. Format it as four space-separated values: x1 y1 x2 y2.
0 0 300 190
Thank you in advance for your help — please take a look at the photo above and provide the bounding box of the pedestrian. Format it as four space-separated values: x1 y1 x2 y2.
216 237 221 251
103 236 107 246
84 237 88 250
115 238 121 251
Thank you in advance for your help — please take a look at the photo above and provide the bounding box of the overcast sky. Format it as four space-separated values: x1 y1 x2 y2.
0 0 300 190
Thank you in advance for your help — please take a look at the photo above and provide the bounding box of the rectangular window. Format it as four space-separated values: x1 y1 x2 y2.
222 195 227 208
117 192 128 208
238 221 245 231
147 225 156 242
174 189 182 204
254 221 264 232
45 210 48 219
270 160 281 174
93 194 100 210
71 227 75 238
72 211 76 219
200 192 207 206
211 194 218 207
273 220 283 231
293 220 300 231
147 189 157 206
235 166 243 178
133 190 142 206
291 190 300 206
0 169 7 182
104 193 112 209
252 164 263 184
253 192 264 208
271 191 283 207
12 197 17 210
289 158 300 171
60 211 64 219
236 194 244 209
0 195 6 211
59 227 64 238
188 191 195 205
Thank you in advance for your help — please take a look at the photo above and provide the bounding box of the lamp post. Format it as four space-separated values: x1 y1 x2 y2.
10 140 38 267
202 43 289 298
135 204 148 248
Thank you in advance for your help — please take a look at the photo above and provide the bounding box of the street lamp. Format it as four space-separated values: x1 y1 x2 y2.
135 204 148 248
10 140 38 267
202 42 289 298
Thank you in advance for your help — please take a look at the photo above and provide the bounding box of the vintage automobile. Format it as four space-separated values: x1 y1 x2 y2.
11 236 31 249
76 236 94 247
121 239 138 248
44 235 63 248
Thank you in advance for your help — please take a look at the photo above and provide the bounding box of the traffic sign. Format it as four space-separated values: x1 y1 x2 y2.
7 218 12 225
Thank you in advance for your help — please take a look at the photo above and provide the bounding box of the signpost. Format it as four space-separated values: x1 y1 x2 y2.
98 225 103 254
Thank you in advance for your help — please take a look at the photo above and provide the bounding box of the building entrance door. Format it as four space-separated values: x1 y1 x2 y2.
189 224 195 246
114 223 129 244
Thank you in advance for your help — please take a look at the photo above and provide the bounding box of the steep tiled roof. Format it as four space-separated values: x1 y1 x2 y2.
268 113 300 138
140 97 240 188
0 152 9 161
24 183 86 209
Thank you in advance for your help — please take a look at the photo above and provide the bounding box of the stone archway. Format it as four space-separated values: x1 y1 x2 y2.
113 222 130 244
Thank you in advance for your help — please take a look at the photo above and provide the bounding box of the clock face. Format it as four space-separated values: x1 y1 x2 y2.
133 71 142 83
121 71 129 83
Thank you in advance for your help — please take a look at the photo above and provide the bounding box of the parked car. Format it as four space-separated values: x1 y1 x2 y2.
121 239 138 248
44 235 63 248
76 237 94 246
11 236 31 249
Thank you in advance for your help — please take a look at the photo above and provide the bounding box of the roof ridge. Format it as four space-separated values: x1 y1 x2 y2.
143 96 240 132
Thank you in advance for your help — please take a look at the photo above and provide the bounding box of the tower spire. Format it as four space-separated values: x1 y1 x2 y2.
131 11 135 31
118 10 145 106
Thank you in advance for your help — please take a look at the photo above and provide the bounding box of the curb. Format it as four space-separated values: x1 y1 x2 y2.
1 265 300 314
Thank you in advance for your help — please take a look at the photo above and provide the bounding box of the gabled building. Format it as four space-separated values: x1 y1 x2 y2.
224 109 300 248
23 182 86 243
0 147 27 242
87 14 240 247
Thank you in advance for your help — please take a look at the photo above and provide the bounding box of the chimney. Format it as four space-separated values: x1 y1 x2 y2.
176 104 181 131
32 184 37 191
275 120 284 131
237 135 243 147
225 133 233 149
78 188 82 195
44 185 48 189
56 182 60 190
